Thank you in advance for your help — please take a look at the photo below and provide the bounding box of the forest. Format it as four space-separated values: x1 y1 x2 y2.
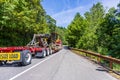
67 2 120 59
0 0 66 46
0 0 120 59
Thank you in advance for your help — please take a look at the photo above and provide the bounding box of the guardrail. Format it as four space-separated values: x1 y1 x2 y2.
71 48 120 74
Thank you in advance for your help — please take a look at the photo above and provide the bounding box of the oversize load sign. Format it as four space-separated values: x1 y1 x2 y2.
0 52 20 60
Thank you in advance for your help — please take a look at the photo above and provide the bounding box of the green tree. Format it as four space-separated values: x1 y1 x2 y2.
0 0 50 46
66 2 120 59
67 13 87 47
56 26 67 45
46 15 56 33
97 6 120 58
83 2 105 51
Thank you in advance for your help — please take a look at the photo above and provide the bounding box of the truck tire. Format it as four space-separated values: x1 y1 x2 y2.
20 50 32 66
42 50 46 58
0 61 3 65
49 48 53 55
46 49 50 56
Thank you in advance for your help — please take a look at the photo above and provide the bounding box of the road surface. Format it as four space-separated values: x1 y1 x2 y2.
0 47 117 80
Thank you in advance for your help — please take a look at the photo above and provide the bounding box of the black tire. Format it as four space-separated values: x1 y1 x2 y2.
49 48 53 55
20 50 32 66
46 49 50 56
42 50 46 58
4 61 7 65
0 61 3 66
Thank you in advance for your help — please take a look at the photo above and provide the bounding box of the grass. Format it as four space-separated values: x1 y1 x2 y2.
113 63 120 71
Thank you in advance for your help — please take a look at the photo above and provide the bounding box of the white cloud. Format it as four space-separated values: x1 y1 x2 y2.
101 0 119 9
62 0 71 11
52 0 120 27
52 6 83 17
52 6 84 27
93 0 120 9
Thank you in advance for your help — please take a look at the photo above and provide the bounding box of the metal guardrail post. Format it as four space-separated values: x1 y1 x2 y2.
109 61 113 69
97 57 101 63
109 56 113 69
86 53 87 57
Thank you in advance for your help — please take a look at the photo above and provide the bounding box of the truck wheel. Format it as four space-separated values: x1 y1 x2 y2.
46 49 50 56
49 48 53 55
21 50 32 66
42 50 46 58
0 61 3 66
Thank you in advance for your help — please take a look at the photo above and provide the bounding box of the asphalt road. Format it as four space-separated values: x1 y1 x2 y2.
0 47 118 80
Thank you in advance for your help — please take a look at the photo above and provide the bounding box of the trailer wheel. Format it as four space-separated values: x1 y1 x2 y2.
0 61 3 66
21 50 32 66
46 49 50 56
42 50 46 58
49 48 53 55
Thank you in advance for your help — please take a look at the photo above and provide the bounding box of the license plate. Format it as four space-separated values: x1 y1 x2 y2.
0 52 20 60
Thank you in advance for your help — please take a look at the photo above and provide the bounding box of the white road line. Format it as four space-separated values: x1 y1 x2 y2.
9 53 58 80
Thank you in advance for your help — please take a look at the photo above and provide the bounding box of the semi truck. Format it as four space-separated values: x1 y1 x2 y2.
0 33 62 66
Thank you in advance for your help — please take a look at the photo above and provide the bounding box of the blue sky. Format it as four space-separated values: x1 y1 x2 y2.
41 0 120 27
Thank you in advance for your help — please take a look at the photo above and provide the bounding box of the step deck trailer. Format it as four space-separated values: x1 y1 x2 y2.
0 33 62 66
